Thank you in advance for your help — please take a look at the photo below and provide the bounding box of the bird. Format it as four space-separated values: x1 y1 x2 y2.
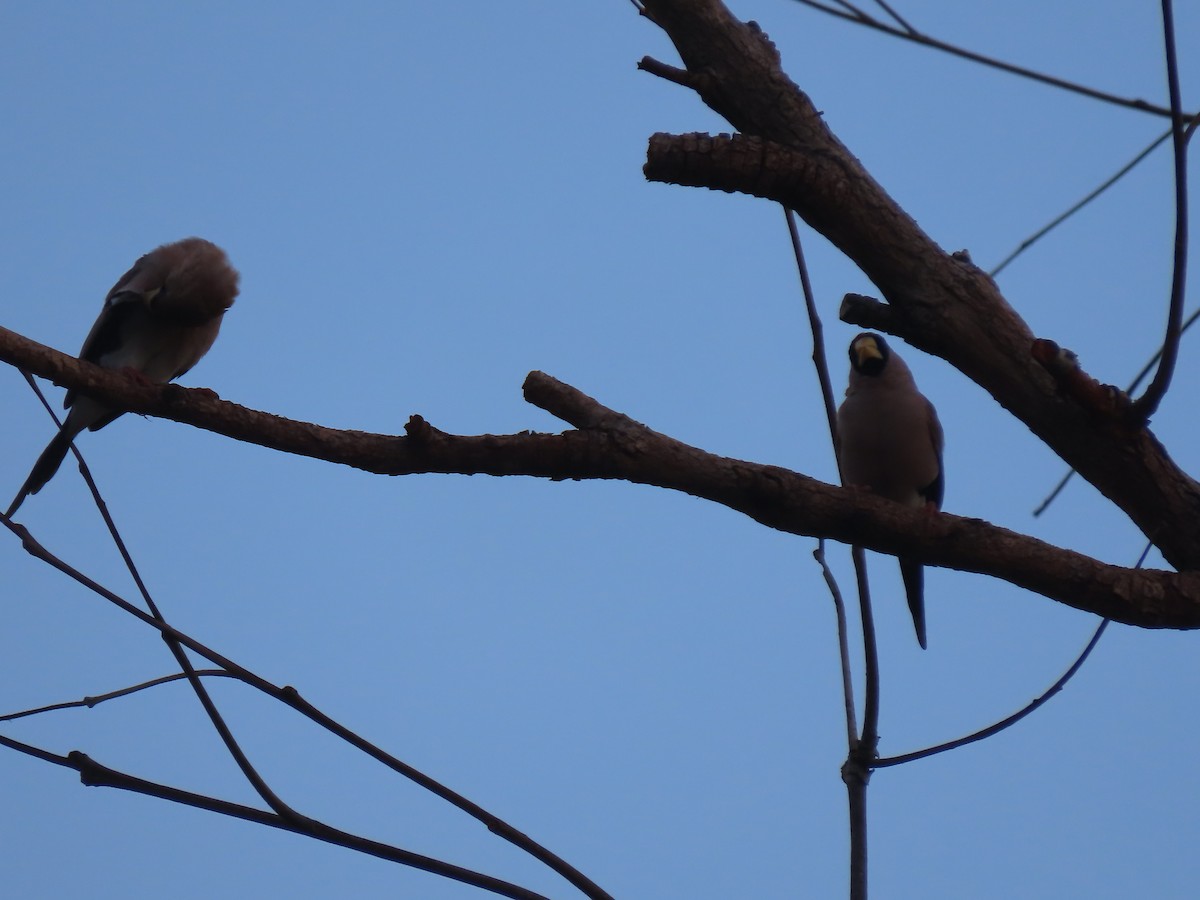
836 332 944 649
6 238 239 517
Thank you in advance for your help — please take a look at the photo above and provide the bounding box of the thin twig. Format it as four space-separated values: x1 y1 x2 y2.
277 686 615 900
875 542 1151 768
0 515 612 900
829 0 875 24
874 619 1108 767
814 541 858 745
850 546 879 751
0 731 549 900
789 0 1192 119
783 202 874 899
990 128 1175 278
871 0 916 35
784 208 841 460
0 730 76 768
0 671 235 722
16 373 305 826
784 207 859 748
1132 0 1191 421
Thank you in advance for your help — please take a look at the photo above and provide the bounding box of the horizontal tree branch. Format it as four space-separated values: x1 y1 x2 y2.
2 325 1198 628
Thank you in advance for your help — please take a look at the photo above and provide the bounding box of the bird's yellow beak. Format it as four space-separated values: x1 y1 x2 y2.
853 337 883 367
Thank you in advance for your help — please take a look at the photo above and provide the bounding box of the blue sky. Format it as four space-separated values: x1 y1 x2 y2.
1 2 1197 897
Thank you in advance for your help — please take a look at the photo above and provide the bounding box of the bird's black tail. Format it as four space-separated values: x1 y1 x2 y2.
6 431 73 517
899 558 928 650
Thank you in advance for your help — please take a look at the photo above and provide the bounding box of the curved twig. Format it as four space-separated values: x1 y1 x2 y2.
0 670 236 722
814 542 858 744
875 543 1154 768
1131 1 1192 420
874 618 1108 768
788 0 1193 119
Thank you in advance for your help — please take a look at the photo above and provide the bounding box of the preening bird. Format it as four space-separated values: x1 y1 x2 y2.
6 238 239 516
836 332 944 649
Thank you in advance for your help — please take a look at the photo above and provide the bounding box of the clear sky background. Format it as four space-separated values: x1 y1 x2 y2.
1 2 1197 898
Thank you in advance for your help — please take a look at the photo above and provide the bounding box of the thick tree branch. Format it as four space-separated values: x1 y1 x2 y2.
3 326 1198 628
635 0 1200 571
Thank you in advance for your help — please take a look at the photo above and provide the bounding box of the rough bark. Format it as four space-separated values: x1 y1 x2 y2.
2 327 1197 629
637 0 1200 571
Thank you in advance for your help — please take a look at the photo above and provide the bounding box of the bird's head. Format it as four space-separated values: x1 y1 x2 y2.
848 332 890 377
122 238 240 325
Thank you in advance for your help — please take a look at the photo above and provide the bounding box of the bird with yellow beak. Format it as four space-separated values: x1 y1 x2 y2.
837 332 944 649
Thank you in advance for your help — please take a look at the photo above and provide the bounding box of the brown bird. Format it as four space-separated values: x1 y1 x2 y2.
837 332 944 649
7 238 239 516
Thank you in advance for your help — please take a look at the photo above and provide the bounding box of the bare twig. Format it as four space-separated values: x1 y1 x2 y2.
813 542 858 745
874 619 1108 767
788 0 1193 119
0 731 549 900
277 687 615 900
0 516 612 899
874 543 1154 768
990 128 1175 278
1131 0 1192 421
871 0 916 35
0 671 235 722
783 205 861 763
16 373 306 827
785 176 876 900
829 0 876 23
850 547 880 753
784 208 841 460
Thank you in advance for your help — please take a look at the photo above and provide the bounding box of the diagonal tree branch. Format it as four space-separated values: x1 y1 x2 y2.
646 128 1197 567
631 12 1200 571
0 734 549 899
59 748 551 900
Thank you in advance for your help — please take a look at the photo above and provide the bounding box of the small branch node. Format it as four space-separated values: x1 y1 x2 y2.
637 55 697 90
405 415 434 443
1030 339 1137 428
838 293 895 331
